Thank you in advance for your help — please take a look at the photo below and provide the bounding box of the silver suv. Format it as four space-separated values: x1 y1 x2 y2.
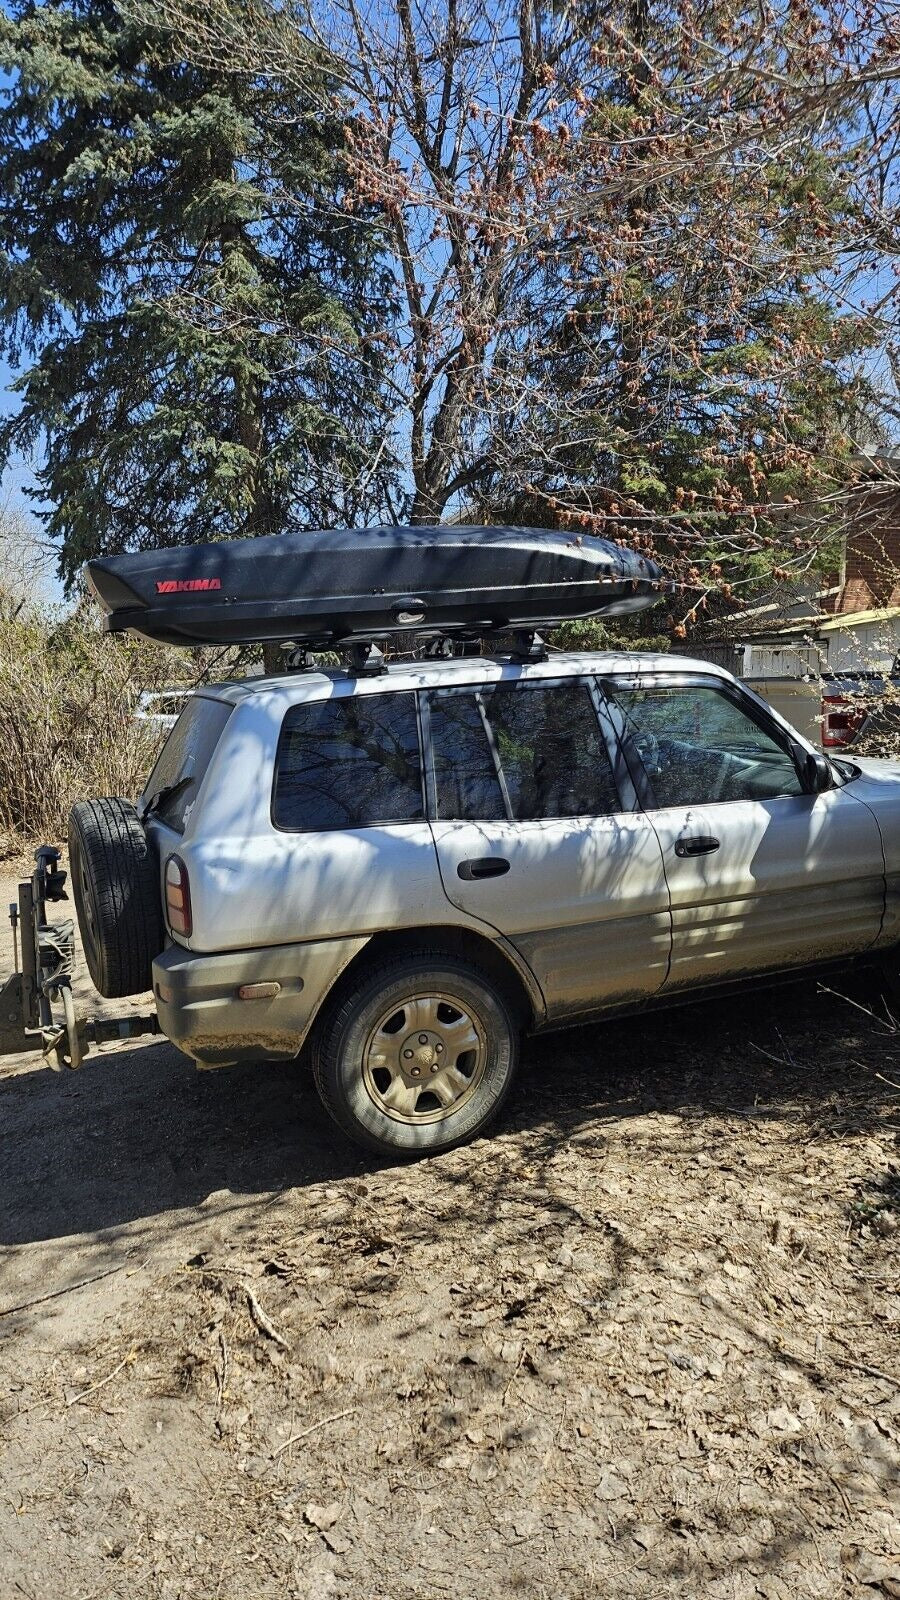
69 649 900 1156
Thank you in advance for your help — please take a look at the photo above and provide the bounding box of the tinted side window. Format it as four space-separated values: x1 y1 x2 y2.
141 695 233 833
487 684 618 819
273 693 423 830
611 684 804 807
427 692 505 820
427 683 619 820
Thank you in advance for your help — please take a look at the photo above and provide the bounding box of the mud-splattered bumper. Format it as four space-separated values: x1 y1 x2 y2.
151 937 369 1068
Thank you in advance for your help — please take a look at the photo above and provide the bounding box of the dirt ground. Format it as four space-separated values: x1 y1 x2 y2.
0 859 898 1600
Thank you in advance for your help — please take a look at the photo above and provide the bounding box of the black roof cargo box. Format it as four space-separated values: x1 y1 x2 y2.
87 524 662 647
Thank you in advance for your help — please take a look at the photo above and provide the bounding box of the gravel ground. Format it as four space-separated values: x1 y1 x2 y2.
0 860 898 1599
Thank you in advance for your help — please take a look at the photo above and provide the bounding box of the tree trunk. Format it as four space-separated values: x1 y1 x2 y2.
234 371 282 674
618 0 653 468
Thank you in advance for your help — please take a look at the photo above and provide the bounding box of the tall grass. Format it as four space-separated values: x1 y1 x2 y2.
0 593 188 853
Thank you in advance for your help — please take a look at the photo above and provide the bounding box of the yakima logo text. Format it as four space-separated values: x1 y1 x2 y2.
155 578 222 594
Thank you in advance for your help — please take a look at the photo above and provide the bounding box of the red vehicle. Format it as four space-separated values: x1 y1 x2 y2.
821 667 900 753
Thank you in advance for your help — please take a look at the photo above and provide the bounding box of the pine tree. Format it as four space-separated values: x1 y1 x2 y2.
0 0 393 587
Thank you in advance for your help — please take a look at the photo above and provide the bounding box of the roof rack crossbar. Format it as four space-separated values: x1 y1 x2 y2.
278 629 547 674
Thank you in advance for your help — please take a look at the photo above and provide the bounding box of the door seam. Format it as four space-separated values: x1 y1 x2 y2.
426 819 550 1015
843 787 890 947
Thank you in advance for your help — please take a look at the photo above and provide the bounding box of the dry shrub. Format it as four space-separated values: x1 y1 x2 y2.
0 593 190 853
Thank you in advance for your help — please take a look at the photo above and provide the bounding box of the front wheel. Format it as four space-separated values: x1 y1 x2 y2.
311 956 519 1157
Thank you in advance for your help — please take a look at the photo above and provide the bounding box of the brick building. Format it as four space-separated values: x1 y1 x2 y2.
826 452 900 615
682 452 900 686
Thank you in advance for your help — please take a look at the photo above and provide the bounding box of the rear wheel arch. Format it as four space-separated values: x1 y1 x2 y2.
305 924 542 1051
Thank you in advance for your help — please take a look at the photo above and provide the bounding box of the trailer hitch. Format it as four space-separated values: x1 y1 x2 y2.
1 845 159 1070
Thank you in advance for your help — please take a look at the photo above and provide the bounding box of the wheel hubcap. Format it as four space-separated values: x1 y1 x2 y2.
362 992 487 1125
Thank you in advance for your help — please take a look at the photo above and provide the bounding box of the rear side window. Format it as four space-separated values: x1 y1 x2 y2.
427 682 620 820
273 693 424 831
427 692 506 821
488 683 618 819
141 695 233 832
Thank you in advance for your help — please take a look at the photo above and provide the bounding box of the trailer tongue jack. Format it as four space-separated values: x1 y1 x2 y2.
1 847 159 1071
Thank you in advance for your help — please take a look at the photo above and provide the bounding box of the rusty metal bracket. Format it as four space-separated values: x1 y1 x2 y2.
4 847 161 1071
0 972 31 1056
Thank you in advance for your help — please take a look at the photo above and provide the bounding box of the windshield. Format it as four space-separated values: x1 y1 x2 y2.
140 695 232 832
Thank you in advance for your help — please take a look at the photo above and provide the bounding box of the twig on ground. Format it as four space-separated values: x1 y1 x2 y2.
749 1042 793 1068
213 1531 237 1600
817 983 898 1033
775 1026 798 1069
823 1466 854 1519
879 995 900 1030
67 1349 136 1408
0 1257 146 1318
216 1329 229 1412
833 1354 900 1388
244 1284 290 1351
502 1343 528 1406
270 1407 357 1460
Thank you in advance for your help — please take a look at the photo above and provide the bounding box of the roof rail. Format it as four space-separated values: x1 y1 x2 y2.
277 628 553 675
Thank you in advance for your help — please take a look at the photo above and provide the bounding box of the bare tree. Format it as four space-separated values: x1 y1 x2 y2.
126 0 900 621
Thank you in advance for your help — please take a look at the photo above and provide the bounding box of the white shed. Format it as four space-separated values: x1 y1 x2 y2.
740 606 900 680
817 607 900 673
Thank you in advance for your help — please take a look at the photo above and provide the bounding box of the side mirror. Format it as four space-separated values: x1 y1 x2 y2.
800 749 832 793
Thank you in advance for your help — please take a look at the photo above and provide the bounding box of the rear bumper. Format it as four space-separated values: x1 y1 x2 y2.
152 936 369 1067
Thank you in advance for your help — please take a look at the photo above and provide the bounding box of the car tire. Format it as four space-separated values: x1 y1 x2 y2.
69 797 165 998
312 955 519 1157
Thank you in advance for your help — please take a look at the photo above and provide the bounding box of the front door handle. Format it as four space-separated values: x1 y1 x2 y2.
674 835 720 858
457 857 511 881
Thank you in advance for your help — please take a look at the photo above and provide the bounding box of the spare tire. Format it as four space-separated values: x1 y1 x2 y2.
69 798 165 998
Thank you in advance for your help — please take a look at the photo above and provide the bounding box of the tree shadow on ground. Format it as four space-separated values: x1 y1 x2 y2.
2 971 896 1600
0 969 897 1252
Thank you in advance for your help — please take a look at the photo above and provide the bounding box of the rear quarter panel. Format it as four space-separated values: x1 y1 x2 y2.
175 693 479 952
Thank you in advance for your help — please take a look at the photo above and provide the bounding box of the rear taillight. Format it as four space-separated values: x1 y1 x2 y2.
164 854 192 937
821 695 865 750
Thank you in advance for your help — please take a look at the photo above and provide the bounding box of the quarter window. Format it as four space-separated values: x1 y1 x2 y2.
141 695 233 833
273 693 424 830
610 683 804 806
427 683 620 820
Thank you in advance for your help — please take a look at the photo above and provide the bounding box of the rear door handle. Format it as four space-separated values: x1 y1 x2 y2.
674 835 720 858
457 857 511 880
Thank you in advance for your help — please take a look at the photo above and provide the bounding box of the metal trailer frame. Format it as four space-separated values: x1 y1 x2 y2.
0 846 159 1071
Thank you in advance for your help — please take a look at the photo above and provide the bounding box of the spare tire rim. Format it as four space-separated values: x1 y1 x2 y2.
362 991 488 1125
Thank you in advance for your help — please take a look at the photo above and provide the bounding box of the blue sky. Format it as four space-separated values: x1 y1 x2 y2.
0 66 44 573
0 353 36 511
0 350 64 602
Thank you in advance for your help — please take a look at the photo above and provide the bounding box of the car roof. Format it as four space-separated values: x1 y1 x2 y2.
201 650 730 706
